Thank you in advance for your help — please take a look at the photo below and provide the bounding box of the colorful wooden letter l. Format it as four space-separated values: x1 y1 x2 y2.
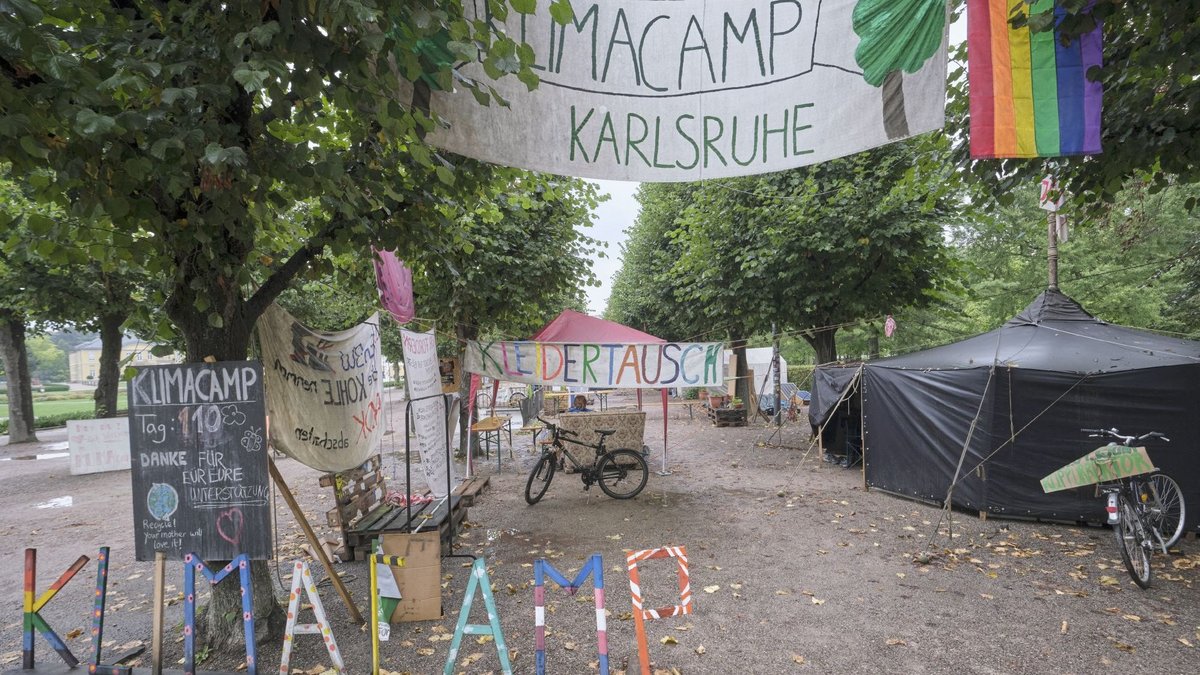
444 558 512 675
534 554 608 675
23 548 90 669
88 546 132 675
183 553 256 675
279 560 346 675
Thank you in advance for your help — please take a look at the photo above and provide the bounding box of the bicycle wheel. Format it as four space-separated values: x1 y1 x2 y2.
596 449 649 500
1114 498 1153 589
525 453 556 505
508 391 527 407
1145 473 1186 549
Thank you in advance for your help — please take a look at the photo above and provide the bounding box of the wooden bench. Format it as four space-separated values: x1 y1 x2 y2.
470 415 513 467
319 455 470 561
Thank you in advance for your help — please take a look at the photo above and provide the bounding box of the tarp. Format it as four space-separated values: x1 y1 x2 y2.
260 304 384 472
808 364 861 429
422 0 948 181
821 289 1200 528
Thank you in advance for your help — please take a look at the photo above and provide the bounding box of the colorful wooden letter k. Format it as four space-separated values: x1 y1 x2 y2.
23 548 90 669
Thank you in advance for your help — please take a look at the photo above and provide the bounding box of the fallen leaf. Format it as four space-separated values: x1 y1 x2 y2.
660 636 678 645
476 635 494 645
695 645 706 655
564 642 577 651
1060 621 1068 635
980 594 994 600
1099 576 1120 586
1112 641 1135 654
1122 615 1142 623
1178 638 1194 648
791 653 806 665
462 652 484 665
416 648 435 656
886 638 907 647
65 628 83 640
703 585 720 594
810 597 825 605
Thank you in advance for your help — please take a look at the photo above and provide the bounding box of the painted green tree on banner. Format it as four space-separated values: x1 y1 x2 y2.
853 0 946 139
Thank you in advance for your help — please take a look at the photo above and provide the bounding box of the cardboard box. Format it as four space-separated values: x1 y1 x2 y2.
381 531 443 622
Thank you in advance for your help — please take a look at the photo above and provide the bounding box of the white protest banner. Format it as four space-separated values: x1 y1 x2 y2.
67 417 131 475
259 304 385 472
401 328 454 498
464 340 724 388
423 0 947 181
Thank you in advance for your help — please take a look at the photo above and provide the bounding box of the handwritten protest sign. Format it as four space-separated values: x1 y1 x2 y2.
68 417 131 475
1040 445 1157 494
260 304 385 472
424 0 947 181
464 340 723 388
128 361 270 560
401 328 455 498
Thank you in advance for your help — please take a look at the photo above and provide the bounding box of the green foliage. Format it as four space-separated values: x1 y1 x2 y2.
25 335 67 382
852 0 947 86
0 407 125 434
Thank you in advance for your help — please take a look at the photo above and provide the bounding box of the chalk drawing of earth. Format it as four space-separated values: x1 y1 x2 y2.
147 483 179 521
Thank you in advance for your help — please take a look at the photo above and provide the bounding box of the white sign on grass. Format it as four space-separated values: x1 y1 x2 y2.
68 417 131 475
424 0 948 181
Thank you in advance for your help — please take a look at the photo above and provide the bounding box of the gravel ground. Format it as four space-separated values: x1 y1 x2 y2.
3 392 1200 674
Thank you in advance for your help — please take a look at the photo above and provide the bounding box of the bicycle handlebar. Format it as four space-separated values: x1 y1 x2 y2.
536 417 576 438
1081 427 1170 443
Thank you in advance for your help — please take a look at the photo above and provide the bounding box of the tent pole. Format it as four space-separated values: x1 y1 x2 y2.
772 323 782 428
1047 210 1059 290
658 388 671 476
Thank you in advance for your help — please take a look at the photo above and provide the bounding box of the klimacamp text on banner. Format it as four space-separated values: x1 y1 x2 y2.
416 0 948 181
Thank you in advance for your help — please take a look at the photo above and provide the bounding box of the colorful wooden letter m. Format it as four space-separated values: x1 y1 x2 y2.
626 546 693 675
23 548 90 668
534 554 609 675
183 553 256 675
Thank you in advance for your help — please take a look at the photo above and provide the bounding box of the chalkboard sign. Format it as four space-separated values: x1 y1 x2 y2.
128 361 271 561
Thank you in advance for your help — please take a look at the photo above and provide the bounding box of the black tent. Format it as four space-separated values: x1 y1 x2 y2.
813 289 1200 528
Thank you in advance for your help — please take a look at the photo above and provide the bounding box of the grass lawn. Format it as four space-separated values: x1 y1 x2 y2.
0 394 127 422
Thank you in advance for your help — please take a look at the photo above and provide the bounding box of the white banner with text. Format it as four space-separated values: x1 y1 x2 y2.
464 340 724 388
401 328 455 498
424 0 947 181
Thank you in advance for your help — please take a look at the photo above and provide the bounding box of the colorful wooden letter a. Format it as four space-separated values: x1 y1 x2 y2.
183 553 256 675
23 548 90 669
534 554 609 675
444 558 512 675
279 560 346 675
626 546 693 675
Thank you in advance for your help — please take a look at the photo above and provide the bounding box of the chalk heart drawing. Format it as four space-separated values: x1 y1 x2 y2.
147 482 179 521
216 507 244 545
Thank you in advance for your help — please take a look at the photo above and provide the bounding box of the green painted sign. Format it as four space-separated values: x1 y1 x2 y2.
1040 445 1157 493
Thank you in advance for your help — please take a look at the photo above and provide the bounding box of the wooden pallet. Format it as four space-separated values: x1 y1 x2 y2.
344 495 468 561
453 475 491 507
708 407 747 427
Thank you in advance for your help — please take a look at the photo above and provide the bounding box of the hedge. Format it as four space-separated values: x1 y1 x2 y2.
0 409 127 435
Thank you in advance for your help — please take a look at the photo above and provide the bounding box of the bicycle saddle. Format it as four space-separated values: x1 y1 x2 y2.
594 428 616 437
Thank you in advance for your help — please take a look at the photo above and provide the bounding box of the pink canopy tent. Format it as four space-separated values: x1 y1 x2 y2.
489 309 673 473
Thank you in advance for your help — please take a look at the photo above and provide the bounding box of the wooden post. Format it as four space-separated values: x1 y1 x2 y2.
268 458 364 624
150 551 165 675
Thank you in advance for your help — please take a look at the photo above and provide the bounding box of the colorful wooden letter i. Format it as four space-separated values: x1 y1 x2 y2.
279 560 346 675
23 548 90 669
368 552 405 675
89 546 132 675
534 554 609 675
445 558 511 675
627 546 693 675
183 553 256 675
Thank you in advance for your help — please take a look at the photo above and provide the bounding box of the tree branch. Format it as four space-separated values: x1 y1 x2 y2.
245 218 347 320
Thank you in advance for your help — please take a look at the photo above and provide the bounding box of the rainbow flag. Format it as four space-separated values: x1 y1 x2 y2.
968 0 1102 158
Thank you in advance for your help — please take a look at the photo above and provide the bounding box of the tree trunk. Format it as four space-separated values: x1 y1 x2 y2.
882 70 910 140
730 337 751 405
93 312 125 418
195 556 285 651
456 322 478 457
802 327 839 366
0 310 38 443
867 334 880 360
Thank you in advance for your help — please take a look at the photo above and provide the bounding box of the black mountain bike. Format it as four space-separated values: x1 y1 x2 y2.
525 417 649 505
1084 428 1186 588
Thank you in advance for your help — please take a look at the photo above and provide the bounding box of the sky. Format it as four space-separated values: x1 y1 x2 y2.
583 179 641 315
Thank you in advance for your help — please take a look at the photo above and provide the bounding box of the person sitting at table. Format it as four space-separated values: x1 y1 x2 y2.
567 394 591 413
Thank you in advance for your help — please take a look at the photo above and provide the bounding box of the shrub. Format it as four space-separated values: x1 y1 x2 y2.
0 409 127 435
787 365 817 387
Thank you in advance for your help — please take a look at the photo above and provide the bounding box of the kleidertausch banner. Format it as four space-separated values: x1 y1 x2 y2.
421 0 948 181
464 340 724 388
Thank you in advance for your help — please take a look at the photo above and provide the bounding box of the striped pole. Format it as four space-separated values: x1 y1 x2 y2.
87 546 133 675
279 561 347 675
22 549 34 669
369 554 404 675
534 555 608 675
626 546 692 675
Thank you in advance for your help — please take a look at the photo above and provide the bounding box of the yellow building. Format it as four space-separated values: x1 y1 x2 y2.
68 337 181 382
